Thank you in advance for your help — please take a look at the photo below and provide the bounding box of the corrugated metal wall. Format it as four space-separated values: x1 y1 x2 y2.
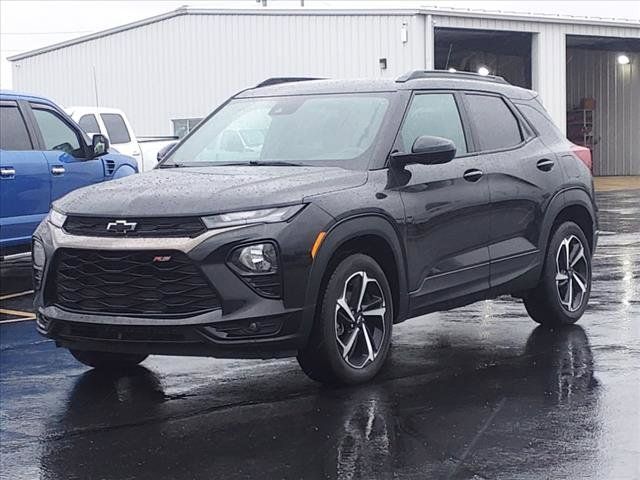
567 49 640 176
11 10 640 176
434 15 640 137
12 12 424 136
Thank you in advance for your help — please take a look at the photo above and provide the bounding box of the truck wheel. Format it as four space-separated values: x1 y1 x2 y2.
70 349 148 369
524 221 592 327
297 254 393 385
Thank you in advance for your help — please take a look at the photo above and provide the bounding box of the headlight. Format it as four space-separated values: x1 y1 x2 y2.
48 209 67 228
32 239 46 269
202 205 304 229
229 243 278 273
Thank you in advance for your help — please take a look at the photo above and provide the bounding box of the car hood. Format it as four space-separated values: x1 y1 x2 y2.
54 166 367 217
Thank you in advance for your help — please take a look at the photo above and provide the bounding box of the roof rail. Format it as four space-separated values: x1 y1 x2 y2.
396 70 508 84
255 77 325 88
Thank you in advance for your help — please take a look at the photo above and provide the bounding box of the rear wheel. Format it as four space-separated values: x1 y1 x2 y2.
524 221 592 327
297 254 393 385
69 349 148 369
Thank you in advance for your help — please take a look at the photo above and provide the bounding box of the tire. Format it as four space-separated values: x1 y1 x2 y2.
524 221 592 327
69 349 148 369
297 254 393 385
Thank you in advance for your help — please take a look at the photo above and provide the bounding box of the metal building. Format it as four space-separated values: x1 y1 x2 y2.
9 7 640 175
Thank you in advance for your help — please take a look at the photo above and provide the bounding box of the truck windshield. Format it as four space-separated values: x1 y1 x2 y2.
163 93 391 168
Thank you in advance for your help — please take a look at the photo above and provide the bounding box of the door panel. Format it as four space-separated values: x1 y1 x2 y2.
0 103 50 248
462 92 563 293
0 150 51 247
399 160 491 310
392 92 491 312
31 105 106 201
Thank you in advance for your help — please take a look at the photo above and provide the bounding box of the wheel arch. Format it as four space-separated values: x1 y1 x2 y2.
111 164 137 179
301 214 409 345
541 187 597 257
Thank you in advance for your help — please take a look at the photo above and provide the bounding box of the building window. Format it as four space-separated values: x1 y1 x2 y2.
172 118 203 138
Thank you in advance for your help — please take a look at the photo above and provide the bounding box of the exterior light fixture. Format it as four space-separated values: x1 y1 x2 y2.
448 67 457 72
477 66 490 76
617 54 630 65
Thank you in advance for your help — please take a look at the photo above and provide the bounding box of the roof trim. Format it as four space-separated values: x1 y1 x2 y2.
418 6 640 28
8 6 640 62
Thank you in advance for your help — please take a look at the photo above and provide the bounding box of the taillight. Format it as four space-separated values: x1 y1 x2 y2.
571 144 592 172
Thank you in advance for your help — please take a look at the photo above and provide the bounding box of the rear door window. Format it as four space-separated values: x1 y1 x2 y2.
464 94 523 151
398 93 468 156
78 114 101 134
100 113 131 144
0 105 32 151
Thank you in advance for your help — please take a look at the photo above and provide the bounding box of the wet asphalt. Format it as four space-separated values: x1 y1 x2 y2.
0 189 638 480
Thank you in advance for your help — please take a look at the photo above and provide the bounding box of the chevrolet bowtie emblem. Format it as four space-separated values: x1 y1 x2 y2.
106 219 137 233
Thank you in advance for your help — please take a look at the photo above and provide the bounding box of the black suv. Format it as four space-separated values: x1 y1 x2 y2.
33 71 597 384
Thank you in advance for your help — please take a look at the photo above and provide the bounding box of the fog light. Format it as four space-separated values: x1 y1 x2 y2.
230 243 278 273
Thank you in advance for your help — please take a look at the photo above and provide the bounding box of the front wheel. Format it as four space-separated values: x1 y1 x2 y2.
524 221 592 327
297 254 393 385
69 349 148 369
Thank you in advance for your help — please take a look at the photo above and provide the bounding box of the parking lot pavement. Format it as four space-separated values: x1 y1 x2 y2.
1 189 638 480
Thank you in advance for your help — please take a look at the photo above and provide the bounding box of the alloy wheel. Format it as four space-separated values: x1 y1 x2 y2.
335 271 387 369
555 235 589 312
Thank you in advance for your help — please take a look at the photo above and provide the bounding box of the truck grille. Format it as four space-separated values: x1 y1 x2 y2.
63 216 206 238
53 249 220 316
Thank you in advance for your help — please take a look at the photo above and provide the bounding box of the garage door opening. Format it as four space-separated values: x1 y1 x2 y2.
566 35 640 176
434 28 532 88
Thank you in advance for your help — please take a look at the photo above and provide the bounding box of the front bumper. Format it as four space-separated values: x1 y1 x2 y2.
33 205 334 358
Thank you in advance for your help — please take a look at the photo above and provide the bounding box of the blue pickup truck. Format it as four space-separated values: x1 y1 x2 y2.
0 91 138 259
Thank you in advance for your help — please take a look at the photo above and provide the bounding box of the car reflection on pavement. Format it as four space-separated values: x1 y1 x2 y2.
39 326 598 480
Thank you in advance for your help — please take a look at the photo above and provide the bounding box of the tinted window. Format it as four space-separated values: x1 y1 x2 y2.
517 103 564 140
398 93 467 156
100 113 131 144
0 106 32 151
32 108 82 155
78 114 100 134
172 117 203 138
465 94 523 151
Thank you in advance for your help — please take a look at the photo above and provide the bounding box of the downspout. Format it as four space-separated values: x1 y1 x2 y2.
425 14 435 70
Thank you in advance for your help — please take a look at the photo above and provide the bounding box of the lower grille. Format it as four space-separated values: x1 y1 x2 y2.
53 321 197 343
53 249 220 316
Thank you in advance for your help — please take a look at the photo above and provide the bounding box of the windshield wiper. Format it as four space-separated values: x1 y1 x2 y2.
247 160 304 166
157 163 184 168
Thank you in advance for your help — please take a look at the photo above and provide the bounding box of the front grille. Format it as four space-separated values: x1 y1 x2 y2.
63 216 206 238
53 249 220 316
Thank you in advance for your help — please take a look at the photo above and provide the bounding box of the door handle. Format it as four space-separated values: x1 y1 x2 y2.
51 166 66 175
0 167 16 178
463 169 483 182
536 158 555 172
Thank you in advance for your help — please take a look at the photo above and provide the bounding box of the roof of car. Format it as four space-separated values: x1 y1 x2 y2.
0 89 55 104
237 71 537 101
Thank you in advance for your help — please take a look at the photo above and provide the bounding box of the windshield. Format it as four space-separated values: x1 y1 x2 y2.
164 93 391 167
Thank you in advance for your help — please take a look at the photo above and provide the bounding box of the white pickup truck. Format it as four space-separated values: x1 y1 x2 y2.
65 107 177 172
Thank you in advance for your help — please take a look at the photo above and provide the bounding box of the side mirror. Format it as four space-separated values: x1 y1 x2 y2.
91 134 109 157
390 135 456 167
157 142 177 162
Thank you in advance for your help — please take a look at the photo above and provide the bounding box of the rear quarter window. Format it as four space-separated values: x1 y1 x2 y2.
100 113 131 144
516 103 565 140
78 114 101 134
